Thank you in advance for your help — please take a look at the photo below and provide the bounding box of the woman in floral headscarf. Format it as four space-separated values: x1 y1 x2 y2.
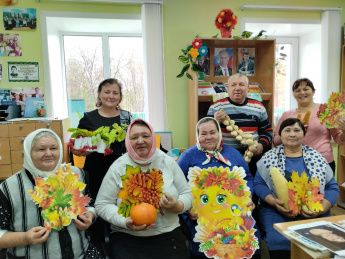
177 117 257 259
95 119 192 259
0 129 102 259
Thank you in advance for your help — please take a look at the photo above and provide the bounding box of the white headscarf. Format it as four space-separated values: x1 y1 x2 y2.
23 128 63 178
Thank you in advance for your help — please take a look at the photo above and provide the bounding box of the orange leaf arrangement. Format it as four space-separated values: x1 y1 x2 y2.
117 165 164 218
317 92 345 129
188 166 258 259
28 164 90 231
287 171 324 216
297 110 311 126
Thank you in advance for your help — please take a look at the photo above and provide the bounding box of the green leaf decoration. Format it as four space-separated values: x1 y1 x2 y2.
178 55 189 63
233 36 241 40
255 30 266 38
181 49 188 55
186 72 193 80
181 64 190 73
241 31 253 38
202 42 208 47
176 72 185 78
192 63 203 73
212 33 219 38
186 45 193 51
53 187 73 208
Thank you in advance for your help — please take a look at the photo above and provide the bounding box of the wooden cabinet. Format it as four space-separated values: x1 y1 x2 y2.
187 38 275 147
0 117 70 180
337 45 345 208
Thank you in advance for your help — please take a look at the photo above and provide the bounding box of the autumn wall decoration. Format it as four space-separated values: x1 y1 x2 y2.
317 92 345 129
118 165 165 218
28 164 91 231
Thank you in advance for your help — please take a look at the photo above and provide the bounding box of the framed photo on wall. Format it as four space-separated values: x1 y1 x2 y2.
3 7 37 30
198 48 210 77
237 48 255 76
214 48 233 77
8 61 40 82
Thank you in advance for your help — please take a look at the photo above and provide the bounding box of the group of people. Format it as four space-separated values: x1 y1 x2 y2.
0 38 21 56
0 74 344 259
3 14 37 30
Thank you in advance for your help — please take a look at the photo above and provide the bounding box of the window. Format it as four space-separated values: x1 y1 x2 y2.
63 35 145 127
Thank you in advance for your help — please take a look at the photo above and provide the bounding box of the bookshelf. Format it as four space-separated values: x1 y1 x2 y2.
337 45 345 208
187 38 276 147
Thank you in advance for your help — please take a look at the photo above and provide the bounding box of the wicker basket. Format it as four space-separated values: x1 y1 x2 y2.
213 242 250 259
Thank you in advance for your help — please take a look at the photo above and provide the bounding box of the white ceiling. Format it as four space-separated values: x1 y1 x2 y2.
245 22 320 37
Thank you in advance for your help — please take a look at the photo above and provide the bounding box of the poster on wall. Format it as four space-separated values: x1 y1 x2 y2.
8 61 39 82
237 48 255 76
0 0 18 6
0 33 21 56
214 48 233 77
3 7 37 30
10 87 44 116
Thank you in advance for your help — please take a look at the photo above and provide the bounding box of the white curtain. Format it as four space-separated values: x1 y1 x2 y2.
141 3 165 131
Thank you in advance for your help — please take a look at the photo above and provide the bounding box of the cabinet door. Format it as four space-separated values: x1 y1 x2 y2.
9 136 25 150
11 164 23 175
0 124 9 138
9 123 36 137
0 138 10 165
35 121 62 134
0 165 12 179
11 150 24 164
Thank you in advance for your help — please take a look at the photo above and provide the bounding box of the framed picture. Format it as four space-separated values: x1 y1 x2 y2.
3 7 37 30
214 48 233 77
198 48 210 77
8 61 40 82
0 33 21 56
237 48 255 76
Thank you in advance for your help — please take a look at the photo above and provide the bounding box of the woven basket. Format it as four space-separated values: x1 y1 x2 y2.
213 242 249 258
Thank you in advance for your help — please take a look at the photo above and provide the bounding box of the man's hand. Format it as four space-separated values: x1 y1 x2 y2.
252 143 263 156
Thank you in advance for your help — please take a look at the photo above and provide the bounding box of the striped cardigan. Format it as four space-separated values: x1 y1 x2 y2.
0 167 95 259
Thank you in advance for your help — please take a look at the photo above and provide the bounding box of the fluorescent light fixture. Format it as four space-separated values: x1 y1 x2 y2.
241 5 341 12
38 0 162 4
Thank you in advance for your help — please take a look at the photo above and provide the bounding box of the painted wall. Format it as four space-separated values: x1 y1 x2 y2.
1 0 345 149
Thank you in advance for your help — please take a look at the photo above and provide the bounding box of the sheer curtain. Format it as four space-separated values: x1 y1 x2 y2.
141 3 165 131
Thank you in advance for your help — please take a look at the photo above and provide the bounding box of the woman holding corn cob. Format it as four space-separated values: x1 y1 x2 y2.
273 78 345 173
255 118 339 259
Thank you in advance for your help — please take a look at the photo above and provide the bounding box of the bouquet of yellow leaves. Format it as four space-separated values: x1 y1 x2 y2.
317 92 345 129
28 164 90 231
287 171 324 215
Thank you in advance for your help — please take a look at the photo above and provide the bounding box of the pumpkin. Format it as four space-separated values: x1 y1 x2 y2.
130 203 157 225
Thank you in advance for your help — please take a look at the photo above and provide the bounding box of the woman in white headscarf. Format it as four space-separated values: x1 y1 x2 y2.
0 129 103 259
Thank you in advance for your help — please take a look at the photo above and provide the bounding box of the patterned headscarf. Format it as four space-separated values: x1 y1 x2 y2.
196 117 231 167
125 118 158 165
23 128 63 178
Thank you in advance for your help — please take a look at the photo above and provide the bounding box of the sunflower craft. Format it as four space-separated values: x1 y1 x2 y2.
317 92 345 129
188 166 259 259
28 164 91 231
117 165 165 218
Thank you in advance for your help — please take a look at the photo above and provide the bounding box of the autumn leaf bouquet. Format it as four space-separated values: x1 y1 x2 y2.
287 171 324 215
317 92 345 129
177 38 208 80
117 165 165 218
28 164 90 231
67 123 128 155
215 9 237 38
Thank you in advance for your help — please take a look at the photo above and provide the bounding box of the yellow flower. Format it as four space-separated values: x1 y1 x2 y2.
217 18 222 23
220 12 225 16
188 48 199 59
226 22 232 27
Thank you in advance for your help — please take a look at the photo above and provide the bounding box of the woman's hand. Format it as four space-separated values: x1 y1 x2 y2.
246 200 256 212
74 211 94 230
125 218 154 231
159 193 184 214
24 226 50 245
274 199 295 219
71 149 93 157
187 209 198 220
300 206 320 219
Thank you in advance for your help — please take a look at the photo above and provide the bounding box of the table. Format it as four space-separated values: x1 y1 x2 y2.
274 215 345 259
